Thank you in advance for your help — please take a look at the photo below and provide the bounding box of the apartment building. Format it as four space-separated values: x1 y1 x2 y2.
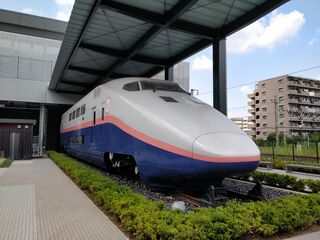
248 75 320 139
230 117 252 135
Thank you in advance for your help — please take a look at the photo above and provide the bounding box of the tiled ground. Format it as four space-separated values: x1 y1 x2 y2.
0 158 128 240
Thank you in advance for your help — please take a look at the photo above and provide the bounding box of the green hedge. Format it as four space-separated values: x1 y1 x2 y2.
0 158 12 168
47 151 320 239
261 158 320 174
237 171 320 193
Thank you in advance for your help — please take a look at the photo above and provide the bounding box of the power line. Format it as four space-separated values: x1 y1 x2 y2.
197 65 320 95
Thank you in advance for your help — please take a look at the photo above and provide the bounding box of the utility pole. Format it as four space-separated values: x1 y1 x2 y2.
272 96 279 146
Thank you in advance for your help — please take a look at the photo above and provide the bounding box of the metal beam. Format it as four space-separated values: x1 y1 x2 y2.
49 0 101 90
142 66 164 78
97 0 198 84
69 65 105 76
100 0 218 39
165 66 174 81
80 42 165 66
212 38 227 115
221 0 289 37
60 80 93 88
144 38 211 78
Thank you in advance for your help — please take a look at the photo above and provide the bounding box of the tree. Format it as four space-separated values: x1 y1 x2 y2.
310 132 320 142
267 132 276 144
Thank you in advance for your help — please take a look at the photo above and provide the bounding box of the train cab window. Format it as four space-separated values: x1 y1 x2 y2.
123 82 140 91
81 104 86 115
76 108 80 118
72 111 75 119
69 113 72 121
140 80 187 93
101 107 105 120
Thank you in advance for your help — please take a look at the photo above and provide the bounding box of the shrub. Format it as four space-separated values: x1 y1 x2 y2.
0 158 12 168
47 151 320 239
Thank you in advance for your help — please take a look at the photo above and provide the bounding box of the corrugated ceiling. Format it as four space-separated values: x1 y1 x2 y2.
49 0 288 94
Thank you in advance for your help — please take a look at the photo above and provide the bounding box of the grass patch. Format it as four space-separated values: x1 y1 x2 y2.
0 158 12 168
47 151 320 239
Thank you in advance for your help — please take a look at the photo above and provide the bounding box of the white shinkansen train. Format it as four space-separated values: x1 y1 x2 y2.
60 78 260 191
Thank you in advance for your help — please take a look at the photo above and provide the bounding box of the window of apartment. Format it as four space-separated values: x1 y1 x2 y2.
256 100 259 104
262 91 266 96
255 92 259 96
279 113 284 118
256 123 260 127
262 99 266 104
261 83 266 88
263 123 267 127
279 96 284 102
262 107 267 112
256 115 260 119
256 107 260 112
263 116 267 119
263 132 267 136
279 122 284 127
279 105 284 110
279 87 283 93
278 79 283 84
257 131 260 135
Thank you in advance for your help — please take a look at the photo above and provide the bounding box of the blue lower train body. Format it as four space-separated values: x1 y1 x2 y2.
61 123 259 190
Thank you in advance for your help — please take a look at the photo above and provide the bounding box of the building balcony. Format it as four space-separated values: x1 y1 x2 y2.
248 108 255 114
288 98 299 104
247 93 255 99
248 100 255 106
248 116 255 121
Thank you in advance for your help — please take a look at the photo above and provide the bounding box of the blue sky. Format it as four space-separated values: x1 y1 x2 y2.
1 0 319 118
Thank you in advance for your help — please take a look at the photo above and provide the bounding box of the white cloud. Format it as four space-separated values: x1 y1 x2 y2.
56 11 72 21
191 55 213 71
54 0 74 22
55 0 75 6
308 38 317 46
240 85 253 95
22 8 42 16
227 10 305 54
22 8 36 14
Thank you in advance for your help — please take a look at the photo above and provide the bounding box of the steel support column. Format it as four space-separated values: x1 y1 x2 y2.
212 38 227 115
165 66 174 81
38 104 47 156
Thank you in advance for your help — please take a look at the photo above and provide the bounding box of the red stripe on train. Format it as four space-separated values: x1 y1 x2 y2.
61 116 260 163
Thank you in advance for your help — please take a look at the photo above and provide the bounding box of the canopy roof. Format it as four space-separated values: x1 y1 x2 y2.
49 0 288 94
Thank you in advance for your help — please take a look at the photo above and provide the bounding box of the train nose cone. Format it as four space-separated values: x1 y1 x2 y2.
192 133 260 162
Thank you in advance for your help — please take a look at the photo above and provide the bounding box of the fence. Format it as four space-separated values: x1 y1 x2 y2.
260 141 320 163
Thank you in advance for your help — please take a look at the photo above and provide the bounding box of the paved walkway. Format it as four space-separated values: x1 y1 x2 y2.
285 231 320 240
258 167 320 180
0 158 128 240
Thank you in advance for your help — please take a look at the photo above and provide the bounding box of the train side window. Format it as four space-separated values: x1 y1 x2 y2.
123 82 139 91
76 108 80 118
72 111 75 119
93 111 96 125
101 107 105 120
81 104 86 115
